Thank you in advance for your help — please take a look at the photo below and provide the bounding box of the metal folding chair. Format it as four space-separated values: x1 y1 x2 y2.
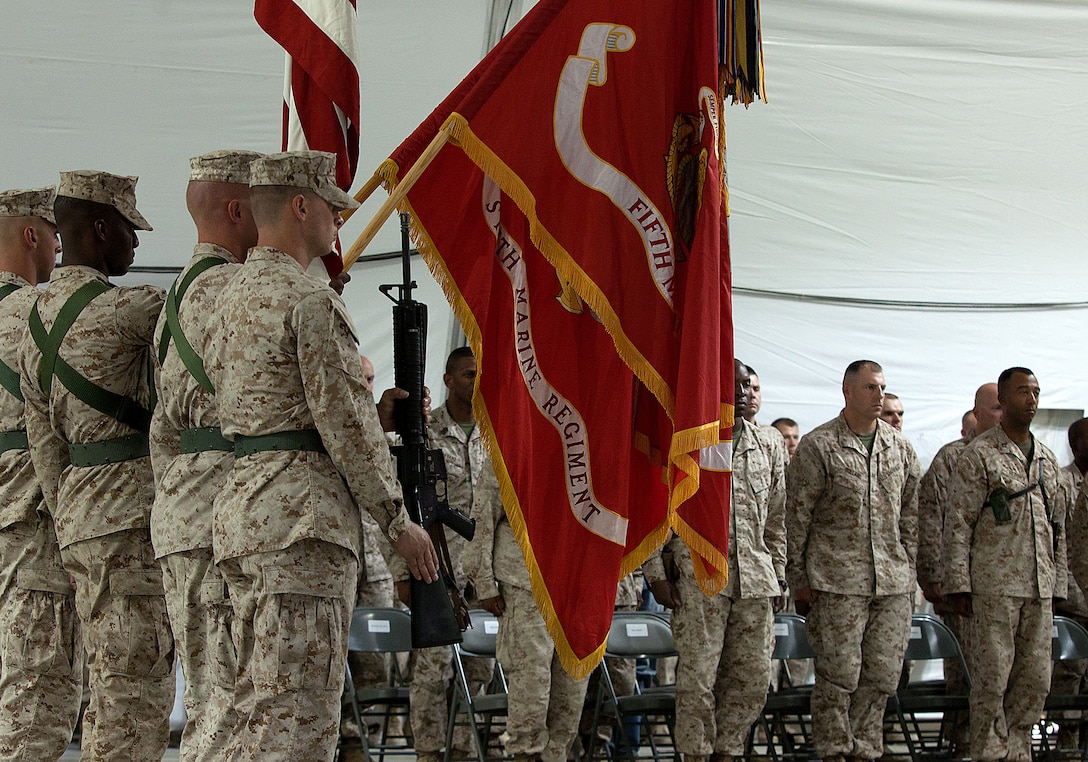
445 609 509 762
586 611 678 762
890 614 971 762
749 612 816 762
342 607 415 762
1036 616 1088 762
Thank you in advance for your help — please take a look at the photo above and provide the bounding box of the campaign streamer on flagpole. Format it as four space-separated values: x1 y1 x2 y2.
255 0 361 276
351 0 739 674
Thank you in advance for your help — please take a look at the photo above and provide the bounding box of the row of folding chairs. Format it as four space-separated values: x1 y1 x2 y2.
339 607 679 762
340 606 1088 762
755 612 1088 762
340 607 504 762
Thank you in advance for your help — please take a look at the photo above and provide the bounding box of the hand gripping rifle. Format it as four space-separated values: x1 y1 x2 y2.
381 212 476 648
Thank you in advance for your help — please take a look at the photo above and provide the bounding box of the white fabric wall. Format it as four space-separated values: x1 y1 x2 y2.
4 0 1087 462
725 0 1088 465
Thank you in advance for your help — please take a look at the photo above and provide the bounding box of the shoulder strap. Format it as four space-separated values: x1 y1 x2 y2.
30 280 111 396
29 280 152 433
158 256 224 394
0 284 25 402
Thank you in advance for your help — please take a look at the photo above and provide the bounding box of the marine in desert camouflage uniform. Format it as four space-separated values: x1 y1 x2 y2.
1051 417 1088 741
149 150 262 761
464 465 587 762
914 392 999 751
394 347 494 762
0 187 82 760
346 355 397 705
18 170 174 760
786 360 920 762
944 367 1068 762
646 360 787 762
206 151 437 761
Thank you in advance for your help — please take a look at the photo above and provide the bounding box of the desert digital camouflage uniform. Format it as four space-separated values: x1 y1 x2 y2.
644 419 786 757
0 208 83 759
341 518 394 750
916 436 972 703
208 242 414 761
1051 464 1088 739
347 516 395 693
463 468 588 762
944 426 1068 762
786 414 920 761
608 570 644 702
1067 477 1088 618
150 239 245 762
18 172 173 761
390 402 494 759
577 569 645 752
917 437 970 597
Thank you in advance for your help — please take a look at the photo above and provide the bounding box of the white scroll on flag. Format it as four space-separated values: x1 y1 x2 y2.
255 0 361 275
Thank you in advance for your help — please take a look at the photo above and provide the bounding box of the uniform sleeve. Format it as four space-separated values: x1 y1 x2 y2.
785 436 823 591
462 465 503 600
295 293 412 542
148 307 178 491
642 545 668 585
764 432 788 582
899 440 922 570
18 325 67 512
116 285 166 347
942 447 986 594
1052 462 1070 600
1068 479 1088 597
915 453 949 587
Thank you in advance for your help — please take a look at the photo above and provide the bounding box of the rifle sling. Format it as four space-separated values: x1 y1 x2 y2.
429 522 470 629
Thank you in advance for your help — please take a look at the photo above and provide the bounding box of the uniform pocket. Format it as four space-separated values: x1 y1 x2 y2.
5 567 79 676
256 566 346 692
108 568 175 678
201 573 237 690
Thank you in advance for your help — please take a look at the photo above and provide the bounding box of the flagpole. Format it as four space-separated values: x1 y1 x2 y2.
343 127 452 270
340 172 384 223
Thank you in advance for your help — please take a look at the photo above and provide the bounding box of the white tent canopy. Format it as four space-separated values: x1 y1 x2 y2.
4 0 1087 465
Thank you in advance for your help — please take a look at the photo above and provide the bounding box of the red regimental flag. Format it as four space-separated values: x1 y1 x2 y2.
393 141 670 673
373 0 734 671
255 0 360 275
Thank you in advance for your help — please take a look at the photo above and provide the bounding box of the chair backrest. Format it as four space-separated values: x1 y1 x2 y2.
459 608 500 657
905 614 961 662
772 612 815 660
605 611 676 658
902 613 971 690
348 607 413 654
1053 616 1088 661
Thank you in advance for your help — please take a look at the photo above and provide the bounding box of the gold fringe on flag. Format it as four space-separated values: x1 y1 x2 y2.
720 0 767 106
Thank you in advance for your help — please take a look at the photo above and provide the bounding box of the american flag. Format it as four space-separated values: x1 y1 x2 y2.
255 0 361 273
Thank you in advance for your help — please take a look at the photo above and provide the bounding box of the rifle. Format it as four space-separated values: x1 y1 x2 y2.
381 212 476 649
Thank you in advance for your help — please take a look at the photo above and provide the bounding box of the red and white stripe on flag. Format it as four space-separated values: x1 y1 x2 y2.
255 0 361 275
254 0 361 190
